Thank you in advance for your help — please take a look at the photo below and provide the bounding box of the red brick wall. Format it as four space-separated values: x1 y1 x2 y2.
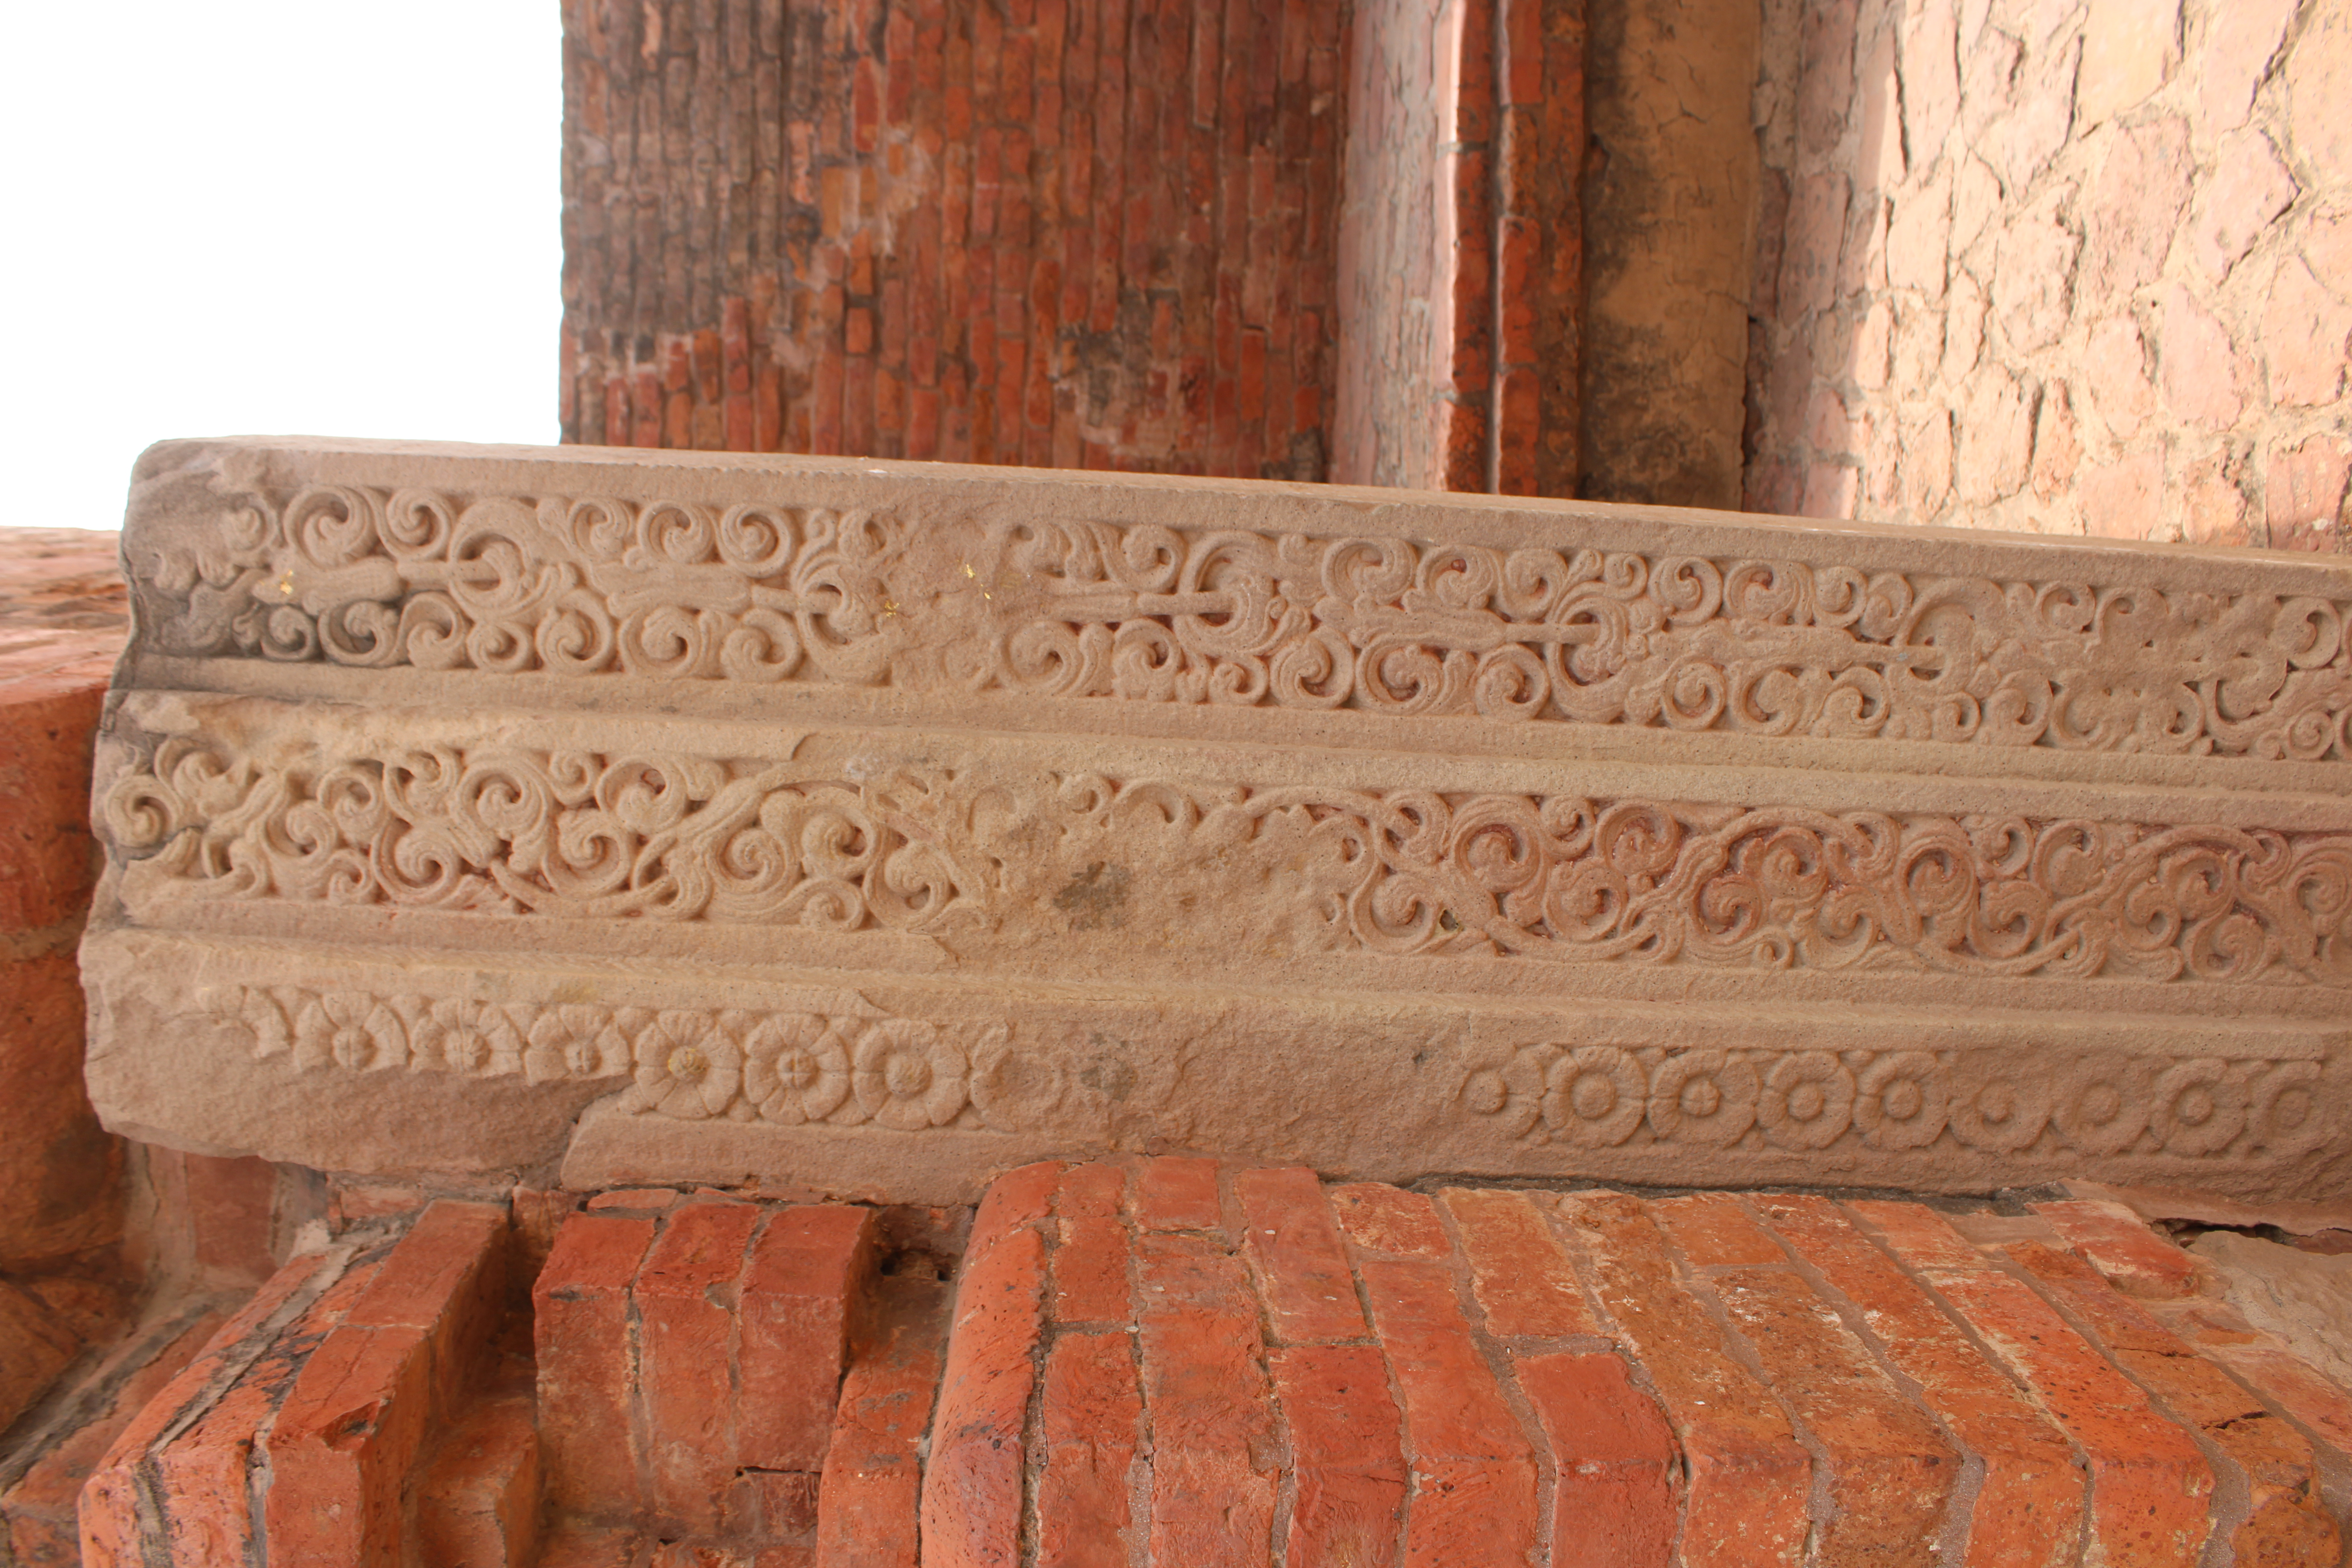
563 0 1346 478
1330 0 1583 493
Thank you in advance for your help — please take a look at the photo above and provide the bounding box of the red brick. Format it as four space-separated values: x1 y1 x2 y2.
740 1205 877 1471
76 1252 338 1564
969 1159 1062 1254
1135 1233 1278 1563
815 1280 946 1568
263 1319 437 1567
1875 1212 2216 1567
1650 1192 1788 1269
0 953 122 1268
2029 1200 2203 1300
1711 1266 1960 1564
1759 1197 2085 1568
1237 1167 1366 1343
637 1200 764 1533
920 1221 1045 1568
1036 1331 1142 1568
534 1211 655 1515
1514 1352 1680 1568
1560 1193 1811 1566
3 1307 225 1567
345 1199 510 1409
0 671 108 933
1441 1187 1599 1338
1271 1344 1407 1564
1135 1156 1223 1233
1847 1199 1992 1274
537 1523 641 1568
1357 1257 1539 1566
1331 1183 1451 1258
2007 1241 2339 1565
417 1388 541 1568
0 1280 82 1432
2204 1342 2352 1463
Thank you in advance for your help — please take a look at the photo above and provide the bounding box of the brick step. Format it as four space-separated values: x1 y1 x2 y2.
529 1191 945 1566
928 1161 2352 1568
66 1170 2352 1566
74 1198 515 1566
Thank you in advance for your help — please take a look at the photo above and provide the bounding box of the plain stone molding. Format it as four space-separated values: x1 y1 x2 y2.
81 437 2352 1200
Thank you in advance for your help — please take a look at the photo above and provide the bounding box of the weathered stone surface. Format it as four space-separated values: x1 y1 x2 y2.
81 438 2352 1201
2192 1230 2352 1391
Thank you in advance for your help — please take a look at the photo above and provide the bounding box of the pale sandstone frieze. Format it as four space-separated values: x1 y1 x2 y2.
83 439 2352 1201
105 728 2352 988
131 458 2352 761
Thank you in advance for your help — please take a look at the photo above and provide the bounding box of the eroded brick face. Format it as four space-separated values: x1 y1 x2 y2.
563 0 1586 494
561 0 1347 480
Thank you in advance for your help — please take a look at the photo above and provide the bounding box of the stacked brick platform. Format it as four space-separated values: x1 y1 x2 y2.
38 1159 2346 1565
921 1165 2352 1566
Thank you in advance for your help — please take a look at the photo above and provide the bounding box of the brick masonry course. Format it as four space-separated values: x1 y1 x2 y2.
887 1161 2352 1566
27 1160 2352 1564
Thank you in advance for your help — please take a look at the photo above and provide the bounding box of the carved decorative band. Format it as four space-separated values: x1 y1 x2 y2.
202 984 1019 1132
112 739 2352 986
148 485 2352 760
1464 1042 2329 1161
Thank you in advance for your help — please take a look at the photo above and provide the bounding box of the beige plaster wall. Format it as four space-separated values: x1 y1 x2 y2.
1744 0 2352 551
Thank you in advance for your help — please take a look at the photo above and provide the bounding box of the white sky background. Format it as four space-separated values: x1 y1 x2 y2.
5 2 561 533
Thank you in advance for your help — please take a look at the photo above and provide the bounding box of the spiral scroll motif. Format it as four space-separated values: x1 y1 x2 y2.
147 485 2352 760
113 741 2352 986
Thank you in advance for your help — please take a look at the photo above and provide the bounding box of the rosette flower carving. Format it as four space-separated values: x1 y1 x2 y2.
853 1019 969 1130
293 992 408 1072
742 1014 856 1125
622 1010 744 1120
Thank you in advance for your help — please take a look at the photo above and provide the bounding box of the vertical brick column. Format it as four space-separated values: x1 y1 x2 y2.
533 1194 880 1545
0 530 130 1434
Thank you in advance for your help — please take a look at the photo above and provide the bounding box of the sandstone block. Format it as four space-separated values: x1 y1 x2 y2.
76 439 2352 1207
2288 6 2352 188
2262 256 2352 406
2078 0 2179 126
2080 116 2192 304
2160 283 2248 428
2202 0 2298 131
2190 131 2298 284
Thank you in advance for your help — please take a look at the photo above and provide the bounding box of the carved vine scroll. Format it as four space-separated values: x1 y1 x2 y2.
142 483 2352 759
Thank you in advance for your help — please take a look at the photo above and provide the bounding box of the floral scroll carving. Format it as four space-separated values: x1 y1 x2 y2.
112 739 2352 986
201 984 1034 1132
1461 1043 2330 1162
147 484 2352 760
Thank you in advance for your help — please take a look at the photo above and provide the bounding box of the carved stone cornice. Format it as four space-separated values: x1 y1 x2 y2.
84 439 2352 1201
